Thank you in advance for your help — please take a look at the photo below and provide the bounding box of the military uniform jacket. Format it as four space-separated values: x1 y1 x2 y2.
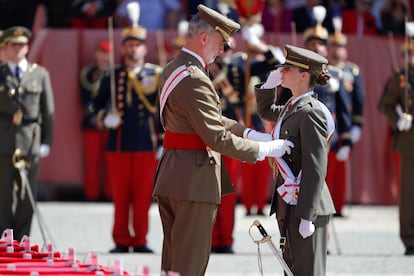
255 86 335 220
0 62 54 156
94 63 162 152
80 64 108 129
379 67 414 158
153 50 260 204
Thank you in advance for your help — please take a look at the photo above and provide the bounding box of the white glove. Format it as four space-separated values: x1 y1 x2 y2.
243 128 273 142
262 68 282 89
156 146 163 159
103 112 121 129
257 139 294 161
241 25 261 46
397 113 413 131
299 218 315 239
39 144 50 158
350 126 361 143
336 145 350 161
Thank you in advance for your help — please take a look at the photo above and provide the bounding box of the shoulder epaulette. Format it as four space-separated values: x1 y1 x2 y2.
345 61 360 75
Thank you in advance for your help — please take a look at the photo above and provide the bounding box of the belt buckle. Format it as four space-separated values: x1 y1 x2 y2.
279 236 286 251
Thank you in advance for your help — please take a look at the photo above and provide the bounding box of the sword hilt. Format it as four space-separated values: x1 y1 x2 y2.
253 220 269 238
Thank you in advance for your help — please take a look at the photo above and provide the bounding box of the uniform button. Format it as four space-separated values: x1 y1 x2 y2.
18 87 24 94
284 130 289 135
209 159 214 164
9 89 15 96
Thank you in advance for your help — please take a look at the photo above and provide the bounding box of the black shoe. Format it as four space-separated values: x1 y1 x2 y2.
133 245 154 253
245 210 252 216
333 213 346 218
405 246 414 255
211 246 220 253
220 246 234 254
257 210 265 216
109 245 130 253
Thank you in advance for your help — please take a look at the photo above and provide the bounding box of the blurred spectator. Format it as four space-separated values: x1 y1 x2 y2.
380 0 412 35
79 40 111 201
261 0 293 33
70 0 117 29
341 0 378 36
292 0 335 33
40 0 72 28
0 0 40 30
114 0 183 29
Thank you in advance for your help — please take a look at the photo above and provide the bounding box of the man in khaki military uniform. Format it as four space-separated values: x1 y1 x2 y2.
154 4 295 276
379 39 414 256
0 26 54 241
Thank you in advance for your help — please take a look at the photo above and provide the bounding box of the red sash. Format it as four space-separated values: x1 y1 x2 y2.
163 131 209 150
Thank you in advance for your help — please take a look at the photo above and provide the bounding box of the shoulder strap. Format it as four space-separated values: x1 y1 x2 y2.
159 65 189 128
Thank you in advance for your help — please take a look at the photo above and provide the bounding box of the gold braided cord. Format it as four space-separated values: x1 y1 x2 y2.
80 66 102 99
127 71 158 114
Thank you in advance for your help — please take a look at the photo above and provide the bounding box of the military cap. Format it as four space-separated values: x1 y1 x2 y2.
2 26 31 44
303 25 328 43
328 32 347 46
328 16 347 46
121 26 147 43
276 44 328 76
197 4 240 43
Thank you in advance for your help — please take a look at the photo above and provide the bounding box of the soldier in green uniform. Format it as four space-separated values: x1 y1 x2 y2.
0 26 54 241
379 38 414 256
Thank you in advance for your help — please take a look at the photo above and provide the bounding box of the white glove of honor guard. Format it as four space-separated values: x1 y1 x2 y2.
39 144 50 158
257 139 294 161
350 126 361 143
397 113 413 131
299 218 315 239
336 145 350 161
262 68 282 89
241 24 261 46
103 112 121 129
243 128 273 142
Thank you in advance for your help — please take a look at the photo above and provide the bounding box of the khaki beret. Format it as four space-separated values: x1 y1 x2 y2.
197 4 240 43
121 26 147 42
276 44 328 76
2 26 31 44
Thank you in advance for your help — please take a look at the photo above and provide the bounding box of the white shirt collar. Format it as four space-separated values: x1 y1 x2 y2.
181 47 206 68
291 90 314 105
8 59 28 73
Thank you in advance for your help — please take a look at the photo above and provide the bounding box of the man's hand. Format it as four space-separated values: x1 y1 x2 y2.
299 219 315 238
397 113 412 131
257 139 294 160
39 144 50 158
350 126 361 143
243 128 273 142
336 145 350 161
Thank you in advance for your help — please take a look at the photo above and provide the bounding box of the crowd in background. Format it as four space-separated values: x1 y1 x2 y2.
0 0 414 37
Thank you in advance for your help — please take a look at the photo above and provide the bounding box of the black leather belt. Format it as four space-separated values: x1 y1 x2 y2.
0 112 38 125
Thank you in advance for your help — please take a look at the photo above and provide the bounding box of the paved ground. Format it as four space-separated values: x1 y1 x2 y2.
27 202 414 275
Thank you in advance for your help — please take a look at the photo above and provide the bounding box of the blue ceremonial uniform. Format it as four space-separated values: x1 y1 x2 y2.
94 62 162 250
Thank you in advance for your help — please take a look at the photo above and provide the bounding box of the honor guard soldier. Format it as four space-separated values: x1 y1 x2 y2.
327 17 365 216
379 36 414 256
94 23 163 253
79 39 111 201
0 26 54 241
